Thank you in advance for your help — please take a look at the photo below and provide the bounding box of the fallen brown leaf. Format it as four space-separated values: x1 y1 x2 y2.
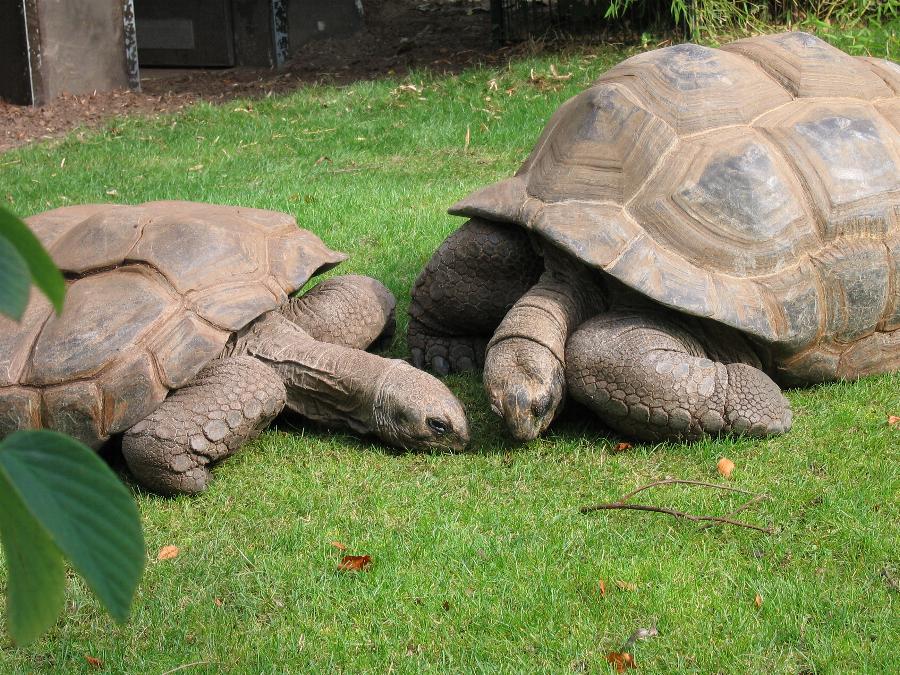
613 442 632 453
606 651 636 672
85 655 103 669
598 579 607 598
156 545 179 561
717 457 736 479
338 554 372 572
615 580 637 591
888 415 900 427
330 541 347 551
214 597 223 607
754 593 763 608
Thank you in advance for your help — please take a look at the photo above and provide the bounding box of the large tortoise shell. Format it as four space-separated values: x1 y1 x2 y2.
451 32 900 380
0 201 345 446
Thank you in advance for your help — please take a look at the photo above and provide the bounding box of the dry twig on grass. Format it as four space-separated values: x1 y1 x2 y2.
580 479 773 533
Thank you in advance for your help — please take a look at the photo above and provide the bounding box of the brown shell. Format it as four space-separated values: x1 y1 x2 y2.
450 32 900 382
0 201 345 446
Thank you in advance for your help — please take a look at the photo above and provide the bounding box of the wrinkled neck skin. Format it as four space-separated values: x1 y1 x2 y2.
488 243 607 361
226 312 469 452
225 312 389 438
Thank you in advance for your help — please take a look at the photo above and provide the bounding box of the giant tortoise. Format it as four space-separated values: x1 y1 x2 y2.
409 32 900 442
0 201 468 494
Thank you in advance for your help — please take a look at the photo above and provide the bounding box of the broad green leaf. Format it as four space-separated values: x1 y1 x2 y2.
0 233 30 320
0 206 65 314
0 469 65 645
0 430 145 623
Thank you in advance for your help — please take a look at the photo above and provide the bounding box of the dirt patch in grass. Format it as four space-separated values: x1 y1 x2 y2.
0 0 507 153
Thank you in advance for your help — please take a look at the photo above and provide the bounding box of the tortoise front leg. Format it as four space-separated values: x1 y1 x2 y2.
121 357 285 496
565 312 792 441
280 275 396 351
408 218 542 374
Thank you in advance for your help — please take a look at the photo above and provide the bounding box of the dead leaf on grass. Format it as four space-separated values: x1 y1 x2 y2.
85 655 103 669
717 457 735 479
338 554 372 572
330 541 347 551
214 597 223 607
613 442 632 453
888 415 900 427
598 579 607 597
615 581 637 592
754 593 763 608
156 545 179 561
606 651 636 672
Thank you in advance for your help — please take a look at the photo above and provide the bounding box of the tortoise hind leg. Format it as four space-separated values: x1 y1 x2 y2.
122 357 285 496
280 275 396 351
408 218 542 374
565 312 792 441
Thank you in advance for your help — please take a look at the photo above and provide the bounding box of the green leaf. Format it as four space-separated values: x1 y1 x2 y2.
0 430 145 625
0 471 66 645
0 232 31 320
0 206 65 314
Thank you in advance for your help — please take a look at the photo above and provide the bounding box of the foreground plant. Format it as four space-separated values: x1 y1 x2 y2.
0 206 144 645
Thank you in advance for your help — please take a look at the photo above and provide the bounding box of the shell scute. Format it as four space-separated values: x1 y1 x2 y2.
522 83 676 204
192 281 281 331
861 56 900 93
629 128 817 276
811 239 891 343
41 381 104 448
49 205 147 273
0 388 41 436
722 31 891 99
598 42 792 135
98 350 168 438
129 215 262 293
27 269 174 386
0 291 52 386
149 313 231 389
758 261 823 351
885 234 900 332
755 100 900 241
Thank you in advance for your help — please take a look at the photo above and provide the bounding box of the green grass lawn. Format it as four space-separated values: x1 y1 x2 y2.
1 38 898 674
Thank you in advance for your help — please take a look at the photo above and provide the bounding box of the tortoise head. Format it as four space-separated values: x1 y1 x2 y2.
372 361 470 452
484 337 566 442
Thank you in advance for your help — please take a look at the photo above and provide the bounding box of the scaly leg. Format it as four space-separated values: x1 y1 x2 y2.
408 218 542 374
565 312 792 441
122 356 286 496
281 274 396 351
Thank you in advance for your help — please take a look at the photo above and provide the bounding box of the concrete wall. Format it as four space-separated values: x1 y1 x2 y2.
1 0 138 105
31 0 134 103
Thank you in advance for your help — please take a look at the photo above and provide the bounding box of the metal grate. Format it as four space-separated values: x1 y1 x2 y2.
490 0 678 43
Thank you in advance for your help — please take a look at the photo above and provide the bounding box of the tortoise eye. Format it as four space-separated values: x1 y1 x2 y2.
427 418 448 435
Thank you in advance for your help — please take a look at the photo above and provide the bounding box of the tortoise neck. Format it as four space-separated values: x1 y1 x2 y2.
227 312 384 436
